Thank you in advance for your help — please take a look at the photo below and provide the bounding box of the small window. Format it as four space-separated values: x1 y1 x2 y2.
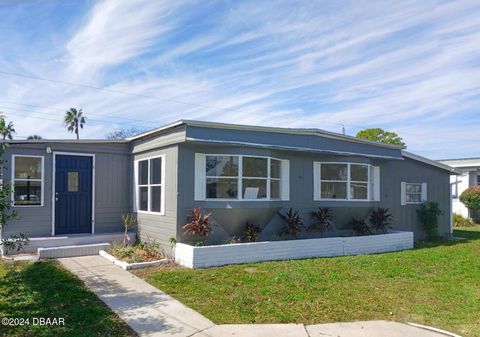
477 174 480 186
68 172 79 192
318 162 371 200
405 183 423 204
136 156 164 214
12 156 44 206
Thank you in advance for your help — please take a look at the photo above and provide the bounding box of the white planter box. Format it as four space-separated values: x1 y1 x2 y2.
175 231 414 268
99 250 170 270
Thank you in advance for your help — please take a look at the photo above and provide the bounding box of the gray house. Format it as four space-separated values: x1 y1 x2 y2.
1 120 456 255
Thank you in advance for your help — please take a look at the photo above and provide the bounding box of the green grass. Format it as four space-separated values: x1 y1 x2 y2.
0 260 136 337
135 227 480 337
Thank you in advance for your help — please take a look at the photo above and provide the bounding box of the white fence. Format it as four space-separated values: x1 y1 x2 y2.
175 231 414 268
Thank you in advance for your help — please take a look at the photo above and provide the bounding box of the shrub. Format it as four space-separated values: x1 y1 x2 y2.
309 208 334 236
459 186 480 211
369 207 392 233
452 212 473 227
244 221 262 242
417 201 442 240
1 233 30 253
350 218 371 236
108 240 163 263
278 208 304 239
121 213 137 245
183 208 212 239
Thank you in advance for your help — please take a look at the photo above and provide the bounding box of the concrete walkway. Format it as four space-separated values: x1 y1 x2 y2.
59 256 457 337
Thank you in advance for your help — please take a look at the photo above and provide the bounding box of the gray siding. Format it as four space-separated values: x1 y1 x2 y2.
2 143 131 238
177 143 451 243
133 145 178 252
185 125 403 159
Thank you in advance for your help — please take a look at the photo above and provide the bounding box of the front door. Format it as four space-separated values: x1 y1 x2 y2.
55 154 93 234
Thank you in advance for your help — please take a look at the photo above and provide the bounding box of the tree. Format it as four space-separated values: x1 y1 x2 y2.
0 113 15 140
355 128 405 146
27 135 42 140
64 108 86 140
105 127 147 140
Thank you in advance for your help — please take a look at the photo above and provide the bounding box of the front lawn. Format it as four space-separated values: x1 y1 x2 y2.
135 227 480 337
0 260 136 337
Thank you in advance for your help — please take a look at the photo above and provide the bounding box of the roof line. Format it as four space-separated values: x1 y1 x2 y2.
5 139 129 144
402 150 461 174
186 137 404 160
437 157 480 161
128 119 405 150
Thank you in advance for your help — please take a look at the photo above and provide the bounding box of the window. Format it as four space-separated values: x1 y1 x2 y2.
401 182 427 205
197 154 288 200
316 162 374 201
136 156 164 214
477 174 480 186
12 155 44 206
405 183 422 203
451 175 460 198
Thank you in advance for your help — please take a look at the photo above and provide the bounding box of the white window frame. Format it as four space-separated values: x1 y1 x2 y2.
134 155 165 215
201 154 287 201
11 155 45 207
404 182 424 205
315 162 373 202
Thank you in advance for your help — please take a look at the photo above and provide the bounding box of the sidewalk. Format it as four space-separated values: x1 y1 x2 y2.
59 256 457 337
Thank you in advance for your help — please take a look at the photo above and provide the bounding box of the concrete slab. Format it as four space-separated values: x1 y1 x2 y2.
306 320 449 337
59 256 214 337
193 324 308 337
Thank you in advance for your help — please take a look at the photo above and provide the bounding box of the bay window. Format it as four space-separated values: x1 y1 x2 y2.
136 155 165 214
12 155 44 206
196 154 289 201
314 162 380 201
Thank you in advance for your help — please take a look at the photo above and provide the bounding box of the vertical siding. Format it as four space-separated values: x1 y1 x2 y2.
177 143 452 243
133 145 178 251
2 143 131 238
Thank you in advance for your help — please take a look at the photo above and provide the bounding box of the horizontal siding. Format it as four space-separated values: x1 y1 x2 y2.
2 144 131 238
175 231 413 268
135 145 178 251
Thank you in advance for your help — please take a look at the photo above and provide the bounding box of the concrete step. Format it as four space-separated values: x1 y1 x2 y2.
38 243 111 259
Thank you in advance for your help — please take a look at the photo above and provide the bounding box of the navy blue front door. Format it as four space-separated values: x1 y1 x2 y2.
55 155 93 234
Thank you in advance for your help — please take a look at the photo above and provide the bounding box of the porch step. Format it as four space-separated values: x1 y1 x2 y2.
38 243 111 259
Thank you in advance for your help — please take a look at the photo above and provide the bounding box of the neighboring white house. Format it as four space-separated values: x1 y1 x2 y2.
439 157 480 217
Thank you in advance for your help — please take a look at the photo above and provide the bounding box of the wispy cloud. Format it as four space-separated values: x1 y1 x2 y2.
0 0 479 158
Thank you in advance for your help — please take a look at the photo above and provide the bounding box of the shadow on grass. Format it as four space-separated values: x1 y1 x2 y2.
414 226 480 250
0 261 136 337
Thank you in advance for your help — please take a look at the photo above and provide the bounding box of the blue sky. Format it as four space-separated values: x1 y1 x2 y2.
0 0 479 159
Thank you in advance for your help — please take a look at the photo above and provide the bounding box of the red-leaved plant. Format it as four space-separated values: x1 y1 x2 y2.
183 208 212 239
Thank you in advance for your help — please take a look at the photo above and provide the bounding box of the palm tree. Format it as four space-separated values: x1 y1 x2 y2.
64 108 86 140
0 113 15 140
27 135 42 140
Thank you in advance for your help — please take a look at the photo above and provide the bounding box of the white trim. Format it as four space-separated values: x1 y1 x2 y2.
198 153 288 201
314 161 373 202
52 152 95 236
11 154 45 207
402 182 425 205
129 119 405 150
134 154 166 216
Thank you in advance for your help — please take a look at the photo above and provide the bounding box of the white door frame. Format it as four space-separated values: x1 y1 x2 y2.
51 151 96 236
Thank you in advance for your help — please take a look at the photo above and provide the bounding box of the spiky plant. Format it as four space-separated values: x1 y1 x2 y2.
183 208 212 239
350 218 371 236
369 207 392 233
244 221 262 242
309 208 334 236
278 208 304 239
